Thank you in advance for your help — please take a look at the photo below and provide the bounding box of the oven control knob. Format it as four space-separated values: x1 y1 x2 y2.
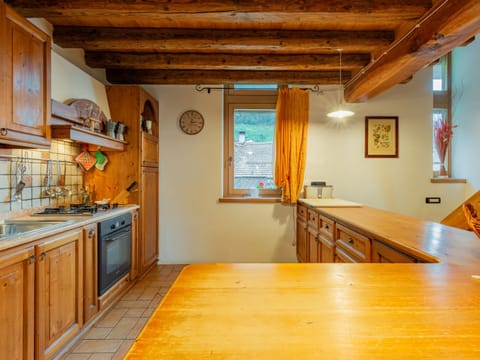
110 224 116 230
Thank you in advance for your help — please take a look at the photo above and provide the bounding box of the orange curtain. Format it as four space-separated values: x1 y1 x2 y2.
274 88 309 204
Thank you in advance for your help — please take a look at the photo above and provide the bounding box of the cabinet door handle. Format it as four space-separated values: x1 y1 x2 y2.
88 229 95 237
133 213 138 220
348 237 354 244
325 224 329 230
40 252 46 261
0 128 8 136
28 255 36 264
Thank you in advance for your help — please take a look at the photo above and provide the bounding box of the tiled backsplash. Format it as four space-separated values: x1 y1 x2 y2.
0 140 84 214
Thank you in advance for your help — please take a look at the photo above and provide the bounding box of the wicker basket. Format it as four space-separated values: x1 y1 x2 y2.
463 203 480 238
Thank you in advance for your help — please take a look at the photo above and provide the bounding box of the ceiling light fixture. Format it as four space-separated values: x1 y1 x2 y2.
327 49 354 119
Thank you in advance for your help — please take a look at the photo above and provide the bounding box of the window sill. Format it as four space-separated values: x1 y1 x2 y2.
218 197 282 204
430 178 467 184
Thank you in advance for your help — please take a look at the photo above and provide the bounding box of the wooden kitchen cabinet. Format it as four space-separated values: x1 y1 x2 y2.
36 230 83 360
0 246 35 360
307 209 320 262
130 210 139 280
296 204 308 262
140 166 159 273
86 86 159 277
335 223 371 263
372 240 417 263
0 3 51 148
319 215 335 263
82 224 98 323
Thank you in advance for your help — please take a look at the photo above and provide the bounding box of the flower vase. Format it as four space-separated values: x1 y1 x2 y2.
439 163 448 177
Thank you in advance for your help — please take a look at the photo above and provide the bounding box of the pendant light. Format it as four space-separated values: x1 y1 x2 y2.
327 49 354 119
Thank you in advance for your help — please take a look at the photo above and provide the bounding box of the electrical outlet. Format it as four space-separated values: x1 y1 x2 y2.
425 197 441 204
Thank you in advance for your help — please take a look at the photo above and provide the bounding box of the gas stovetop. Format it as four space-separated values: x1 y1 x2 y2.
33 203 118 216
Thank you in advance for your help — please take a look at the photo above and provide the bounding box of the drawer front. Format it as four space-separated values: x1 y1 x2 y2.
319 216 335 239
307 209 319 230
297 204 307 220
336 224 371 262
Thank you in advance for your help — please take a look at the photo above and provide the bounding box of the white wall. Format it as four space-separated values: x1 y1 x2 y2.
144 85 296 263
452 38 480 194
306 68 465 220
145 68 466 264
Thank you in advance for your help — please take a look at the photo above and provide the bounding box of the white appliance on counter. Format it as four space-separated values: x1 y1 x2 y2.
304 183 334 199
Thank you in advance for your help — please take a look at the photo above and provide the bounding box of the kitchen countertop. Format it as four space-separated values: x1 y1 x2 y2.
125 205 480 359
0 205 139 251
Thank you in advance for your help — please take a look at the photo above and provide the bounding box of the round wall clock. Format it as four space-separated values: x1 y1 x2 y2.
179 110 204 135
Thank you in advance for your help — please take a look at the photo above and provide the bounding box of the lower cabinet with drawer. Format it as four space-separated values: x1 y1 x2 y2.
296 204 308 262
372 240 418 263
335 223 371 263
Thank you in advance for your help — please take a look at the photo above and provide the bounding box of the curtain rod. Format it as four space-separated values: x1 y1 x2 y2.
195 84 326 94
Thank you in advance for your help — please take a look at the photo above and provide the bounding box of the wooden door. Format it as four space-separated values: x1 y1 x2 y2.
37 230 83 360
140 166 159 274
0 3 51 147
307 230 320 263
0 246 35 360
319 237 335 263
83 224 98 323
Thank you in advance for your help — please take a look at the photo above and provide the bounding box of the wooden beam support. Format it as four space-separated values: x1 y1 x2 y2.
105 69 351 85
54 27 394 54
344 0 480 102
85 52 370 71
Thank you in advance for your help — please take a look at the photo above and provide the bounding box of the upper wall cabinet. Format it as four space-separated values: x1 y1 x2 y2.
0 3 51 149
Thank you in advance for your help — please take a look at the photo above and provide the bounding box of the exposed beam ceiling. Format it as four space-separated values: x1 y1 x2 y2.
5 0 480 101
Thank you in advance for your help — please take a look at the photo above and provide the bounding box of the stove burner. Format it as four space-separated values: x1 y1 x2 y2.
34 203 113 216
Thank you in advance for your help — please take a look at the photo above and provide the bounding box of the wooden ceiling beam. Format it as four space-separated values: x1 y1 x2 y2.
105 69 351 85
85 52 371 71
54 27 394 54
345 0 480 102
6 0 432 17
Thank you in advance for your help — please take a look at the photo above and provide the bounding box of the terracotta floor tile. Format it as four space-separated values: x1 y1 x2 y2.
73 340 123 353
96 308 129 328
63 354 91 360
63 265 186 359
112 340 135 360
89 353 114 360
141 307 155 318
84 327 112 340
127 317 148 339
124 308 145 317
106 317 139 339
115 299 151 309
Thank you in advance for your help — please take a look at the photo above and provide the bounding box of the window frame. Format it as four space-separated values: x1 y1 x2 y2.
432 53 452 178
223 87 281 198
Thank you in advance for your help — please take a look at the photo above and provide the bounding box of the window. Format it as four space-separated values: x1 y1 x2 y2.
223 86 281 197
432 53 452 177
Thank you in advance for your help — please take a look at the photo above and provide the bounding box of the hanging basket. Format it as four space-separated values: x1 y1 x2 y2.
462 203 480 238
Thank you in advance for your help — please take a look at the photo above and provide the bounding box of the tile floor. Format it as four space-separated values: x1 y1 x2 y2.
62 264 186 360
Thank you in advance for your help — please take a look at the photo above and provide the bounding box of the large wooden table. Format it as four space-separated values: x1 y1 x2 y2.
126 206 480 359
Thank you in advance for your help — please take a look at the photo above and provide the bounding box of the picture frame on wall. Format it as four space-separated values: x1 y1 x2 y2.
365 116 399 158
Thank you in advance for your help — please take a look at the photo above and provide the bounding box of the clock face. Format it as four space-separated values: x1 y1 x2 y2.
179 110 204 135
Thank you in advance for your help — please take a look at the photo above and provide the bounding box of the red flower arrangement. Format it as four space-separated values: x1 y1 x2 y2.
433 118 457 176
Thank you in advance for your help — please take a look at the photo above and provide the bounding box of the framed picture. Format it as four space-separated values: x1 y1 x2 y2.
365 116 398 158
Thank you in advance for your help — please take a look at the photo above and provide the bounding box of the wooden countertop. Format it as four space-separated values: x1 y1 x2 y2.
126 205 480 359
0 205 139 251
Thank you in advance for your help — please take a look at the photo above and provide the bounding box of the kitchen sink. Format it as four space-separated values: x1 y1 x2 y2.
0 219 72 239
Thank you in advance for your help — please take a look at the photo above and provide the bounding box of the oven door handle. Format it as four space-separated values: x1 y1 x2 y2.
104 228 131 242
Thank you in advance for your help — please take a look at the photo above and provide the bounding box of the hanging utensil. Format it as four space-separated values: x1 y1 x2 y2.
14 155 26 201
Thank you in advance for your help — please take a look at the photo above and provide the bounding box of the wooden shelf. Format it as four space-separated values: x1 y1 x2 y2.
51 125 127 151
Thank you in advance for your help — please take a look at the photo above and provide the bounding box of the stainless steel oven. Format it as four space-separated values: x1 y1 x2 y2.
98 213 132 296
